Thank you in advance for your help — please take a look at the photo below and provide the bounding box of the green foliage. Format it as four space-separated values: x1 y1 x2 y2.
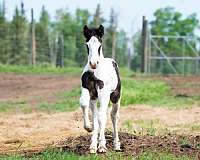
151 7 199 37
0 0 9 64
35 6 51 64
74 8 90 66
149 7 199 74
9 3 29 65
91 4 104 27
0 3 129 68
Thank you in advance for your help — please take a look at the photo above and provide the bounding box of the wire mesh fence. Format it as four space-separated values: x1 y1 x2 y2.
149 35 200 75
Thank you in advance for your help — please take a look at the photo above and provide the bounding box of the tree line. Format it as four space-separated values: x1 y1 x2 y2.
0 2 128 68
0 1 199 73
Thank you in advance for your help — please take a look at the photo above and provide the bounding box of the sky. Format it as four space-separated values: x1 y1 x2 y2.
3 0 200 36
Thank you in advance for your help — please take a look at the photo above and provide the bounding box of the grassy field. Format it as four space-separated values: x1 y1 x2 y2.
0 65 199 159
0 150 192 160
0 64 82 75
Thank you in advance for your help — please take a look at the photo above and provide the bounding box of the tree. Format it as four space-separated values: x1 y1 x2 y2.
35 6 51 64
150 7 199 56
54 9 77 64
10 3 28 65
0 0 9 64
107 8 118 59
150 7 199 74
104 8 127 65
75 8 90 66
91 4 104 27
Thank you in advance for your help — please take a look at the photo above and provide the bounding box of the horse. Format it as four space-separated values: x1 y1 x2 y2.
79 24 121 153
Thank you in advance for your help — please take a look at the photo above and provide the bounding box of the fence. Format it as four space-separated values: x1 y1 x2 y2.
141 16 200 75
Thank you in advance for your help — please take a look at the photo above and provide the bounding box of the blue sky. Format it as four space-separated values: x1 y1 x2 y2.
3 0 200 35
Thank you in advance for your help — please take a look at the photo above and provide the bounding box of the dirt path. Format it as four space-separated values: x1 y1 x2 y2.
0 106 199 155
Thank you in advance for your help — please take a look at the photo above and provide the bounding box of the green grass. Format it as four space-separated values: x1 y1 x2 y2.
121 78 169 106
0 101 28 112
121 77 199 108
0 150 192 160
0 64 82 75
38 87 81 112
36 77 195 112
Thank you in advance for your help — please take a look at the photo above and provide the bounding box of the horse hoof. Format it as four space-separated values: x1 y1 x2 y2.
98 146 107 153
89 148 97 154
84 126 93 132
114 147 121 152
114 143 121 151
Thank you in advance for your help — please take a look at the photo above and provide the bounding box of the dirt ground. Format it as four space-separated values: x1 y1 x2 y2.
0 106 199 156
58 131 200 158
0 74 199 157
0 73 80 105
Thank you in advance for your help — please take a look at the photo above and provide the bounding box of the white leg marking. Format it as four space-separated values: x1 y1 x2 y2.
80 88 92 132
97 89 110 153
111 101 121 151
89 100 98 153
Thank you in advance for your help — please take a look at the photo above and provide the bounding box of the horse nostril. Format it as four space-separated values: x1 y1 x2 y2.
89 61 97 69
97 61 99 64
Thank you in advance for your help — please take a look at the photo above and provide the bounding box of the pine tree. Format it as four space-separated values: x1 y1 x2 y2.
91 4 104 27
0 0 9 64
105 8 117 58
35 6 51 64
75 8 90 66
10 3 28 65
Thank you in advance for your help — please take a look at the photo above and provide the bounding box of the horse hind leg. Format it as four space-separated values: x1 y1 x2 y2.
110 100 121 151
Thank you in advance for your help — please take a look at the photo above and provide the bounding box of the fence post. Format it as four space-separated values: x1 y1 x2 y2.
31 8 36 66
56 35 64 67
141 16 148 73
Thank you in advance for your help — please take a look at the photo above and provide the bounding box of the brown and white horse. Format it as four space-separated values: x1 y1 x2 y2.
80 25 121 153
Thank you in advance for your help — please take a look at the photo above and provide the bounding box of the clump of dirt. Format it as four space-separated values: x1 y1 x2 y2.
57 131 200 158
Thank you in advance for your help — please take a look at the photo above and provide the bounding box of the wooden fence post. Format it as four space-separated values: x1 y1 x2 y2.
141 16 148 73
31 8 36 66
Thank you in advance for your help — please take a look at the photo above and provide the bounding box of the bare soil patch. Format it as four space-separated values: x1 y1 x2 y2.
0 106 199 156
57 131 200 158
0 73 80 105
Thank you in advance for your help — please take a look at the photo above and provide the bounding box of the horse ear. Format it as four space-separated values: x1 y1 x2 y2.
83 25 90 39
98 25 104 38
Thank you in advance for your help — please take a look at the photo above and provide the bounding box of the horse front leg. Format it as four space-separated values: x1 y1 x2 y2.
80 88 92 132
89 99 98 153
98 89 110 153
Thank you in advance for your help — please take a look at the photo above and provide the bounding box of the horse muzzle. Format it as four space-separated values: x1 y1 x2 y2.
90 61 98 69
